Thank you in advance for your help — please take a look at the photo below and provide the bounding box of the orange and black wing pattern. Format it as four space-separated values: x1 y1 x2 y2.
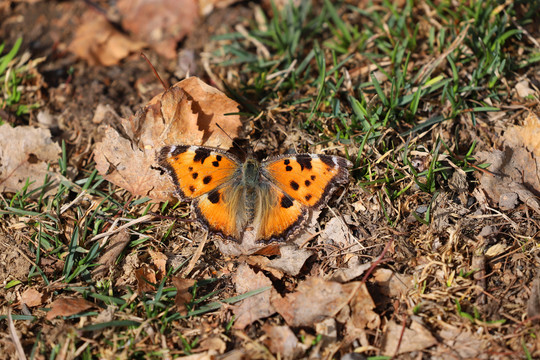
157 145 240 200
263 154 352 210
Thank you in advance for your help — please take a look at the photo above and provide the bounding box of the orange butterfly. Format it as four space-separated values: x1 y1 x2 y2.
157 145 352 243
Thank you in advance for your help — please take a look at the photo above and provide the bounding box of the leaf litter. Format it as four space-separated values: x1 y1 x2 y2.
1 1 540 358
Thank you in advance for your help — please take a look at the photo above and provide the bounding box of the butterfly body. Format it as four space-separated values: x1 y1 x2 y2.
158 145 352 243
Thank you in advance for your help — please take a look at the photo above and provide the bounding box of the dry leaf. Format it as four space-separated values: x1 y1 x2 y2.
371 268 413 298
261 324 306 359
172 276 196 315
0 124 61 196
349 283 380 330
149 250 168 280
46 297 96 320
233 263 275 329
477 111 540 212
438 325 487 358
69 10 146 66
135 265 157 293
118 0 198 59
271 277 360 327
94 77 242 202
320 217 351 246
198 337 227 354
331 256 372 283
92 229 130 277
381 320 437 356
20 288 44 308
263 245 312 276
528 272 540 322
515 79 537 98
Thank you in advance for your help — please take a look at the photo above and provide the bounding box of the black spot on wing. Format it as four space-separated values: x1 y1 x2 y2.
280 196 293 208
212 161 220 167
305 180 311 187
188 166 193 172
305 194 312 201
189 185 196 193
296 155 313 170
284 159 290 165
216 155 222 161
285 166 293 171
203 175 212 184
193 148 211 164
207 189 220 204
290 181 299 191
311 175 316 180
192 172 198 179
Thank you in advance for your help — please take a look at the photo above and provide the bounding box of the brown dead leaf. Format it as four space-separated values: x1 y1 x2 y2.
94 77 242 202
20 288 44 308
135 265 157 293
371 268 413 298
349 283 380 330
320 216 352 246
92 229 130 278
172 276 196 315
381 320 437 356
46 297 96 320
198 337 227 354
0 124 61 196
149 250 168 280
477 111 540 212
264 245 312 276
528 272 540 322
69 10 146 66
261 324 306 359
331 256 372 282
118 0 198 59
271 277 360 327
233 263 275 329
437 325 487 358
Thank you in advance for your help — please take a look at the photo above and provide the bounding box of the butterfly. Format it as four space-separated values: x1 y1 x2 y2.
157 145 352 243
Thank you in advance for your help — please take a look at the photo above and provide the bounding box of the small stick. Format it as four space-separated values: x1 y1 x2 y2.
140 53 169 90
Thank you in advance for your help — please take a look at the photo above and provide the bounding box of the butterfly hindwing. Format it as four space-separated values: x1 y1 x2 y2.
255 184 309 242
157 145 240 200
262 154 352 209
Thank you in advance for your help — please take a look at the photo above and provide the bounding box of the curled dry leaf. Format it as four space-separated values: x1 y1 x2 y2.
233 263 275 329
69 10 146 66
118 0 198 59
0 124 61 197
135 265 157 293
262 324 306 359
381 320 437 356
172 276 196 315
477 111 540 213
349 283 380 330
46 297 96 320
271 277 360 327
371 268 413 298
94 77 242 202
92 229 130 278
21 288 44 308
149 250 168 280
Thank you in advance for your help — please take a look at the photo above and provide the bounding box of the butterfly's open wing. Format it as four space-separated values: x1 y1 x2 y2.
254 184 309 243
157 145 240 199
158 145 243 240
262 154 352 209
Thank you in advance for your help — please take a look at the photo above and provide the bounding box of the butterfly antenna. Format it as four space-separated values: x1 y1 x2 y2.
140 52 169 90
215 123 247 157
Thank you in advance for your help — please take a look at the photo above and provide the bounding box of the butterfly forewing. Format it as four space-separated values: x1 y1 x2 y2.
157 145 240 200
263 154 352 209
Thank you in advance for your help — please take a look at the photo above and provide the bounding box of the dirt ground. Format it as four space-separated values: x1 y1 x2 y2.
1 0 540 359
